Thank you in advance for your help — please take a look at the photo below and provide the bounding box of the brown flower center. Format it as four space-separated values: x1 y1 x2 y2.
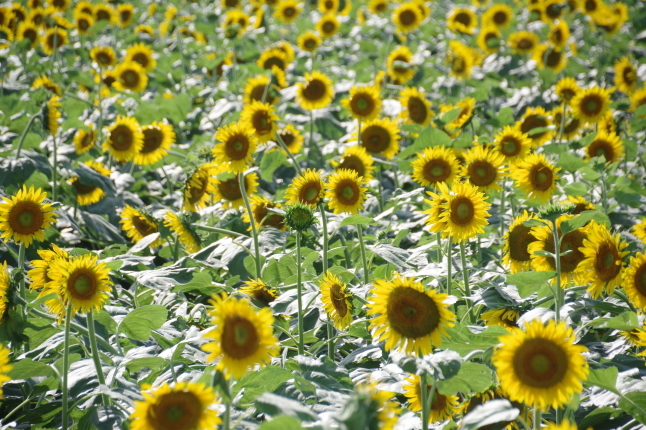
512 338 567 388
221 315 259 359
386 287 440 338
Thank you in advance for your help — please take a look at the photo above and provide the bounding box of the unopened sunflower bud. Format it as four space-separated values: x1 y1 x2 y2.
284 203 316 232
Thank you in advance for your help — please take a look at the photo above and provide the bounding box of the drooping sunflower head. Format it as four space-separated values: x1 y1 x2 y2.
503 211 539 274
571 86 613 124
296 71 335 111
43 253 112 319
274 0 302 23
411 145 460 187
112 61 148 93
403 374 461 422
285 169 325 207
27 245 69 293
103 115 144 162
70 160 110 206
548 21 570 48
447 40 475 81
0 186 58 247
515 106 553 147
316 13 340 38
213 171 259 210
240 278 279 306
614 56 637 94
533 44 567 73
243 75 277 105
554 77 580 105
42 27 67 55
183 163 218 212
276 124 304 155
43 95 62 136
392 2 423 33
129 382 222 430
462 145 507 192
482 3 512 27
367 273 456 356
240 101 278 143
422 186 449 235
492 319 589 410
508 30 539 54
341 85 382 121
134 121 176 166
241 195 285 231
447 7 477 34
163 212 201 254
481 308 523 334
73 124 96 155
119 205 160 247
585 130 624 164
90 46 117 68
297 30 322 53
387 45 416 84
213 121 258 173
319 271 353 330
325 168 368 215
510 153 560 205
357 117 400 160
32 75 61 96
493 125 531 161
125 42 157 72
399 87 433 126
579 223 628 299
331 145 375 181
202 293 279 379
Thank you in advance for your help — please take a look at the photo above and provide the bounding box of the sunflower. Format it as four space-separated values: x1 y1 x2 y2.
632 219 646 244
0 24 13 48
630 87 646 113
240 278 279 306
0 186 57 247
257 48 288 73
447 7 477 34
481 308 522 334
241 195 285 231
613 57 637 94
533 44 567 73
368 0 388 14
202 293 279 379
296 71 335 111
0 344 12 399
297 30 321 52
120 206 160 247
411 146 460 188
477 25 502 54
74 12 94 34
493 319 588 409
15 21 39 48
437 181 492 243
399 87 433 126
571 86 612 124
113 61 148 93
75 1 93 16
554 77 580 105
0 262 9 321
130 382 222 430
73 125 96 155
462 145 507 192
462 387 531 428
341 85 382 121
42 27 67 55
548 21 570 49
213 171 259 210
447 41 475 81
103 116 144 162
528 214 588 285
503 211 539 274
183 164 218 212
94 3 117 24
285 169 325 207
508 31 539 54
392 2 423 33
515 106 553 147
240 101 278 144
325 169 368 215
222 10 250 38
585 131 624 164
543 0 565 20
244 75 276 105
624 253 646 311
441 97 476 136
276 124 304 155
319 0 338 13
511 153 560 205
387 46 416 84
125 43 156 72
90 46 117 68
350 383 399 430
134 121 176 166
493 126 531 162
551 107 582 141
212 122 258 173
117 3 134 28
482 3 512 27
356 117 400 160
32 75 61 97
70 160 110 206
367 274 455 356
422 188 448 236
564 195 594 215
319 271 353 330
579 223 628 299
331 145 375 181
27 245 69 292
317 13 339 38
164 212 201 253
403 375 460 422
274 0 301 23
42 253 112 319
43 95 61 136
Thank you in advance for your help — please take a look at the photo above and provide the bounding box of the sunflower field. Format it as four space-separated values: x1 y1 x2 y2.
1 0 646 429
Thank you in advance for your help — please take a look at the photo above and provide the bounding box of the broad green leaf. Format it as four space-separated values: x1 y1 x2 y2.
585 367 619 394
234 366 294 408
260 151 288 182
461 399 519 430
259 416 303 430
339 215 378 228
618 392 646 425
560 210 609 235
605 311 640 331
438 362 494 396
255 393 317 421
119 305 168 341
8 359 56 379
125 357 169 373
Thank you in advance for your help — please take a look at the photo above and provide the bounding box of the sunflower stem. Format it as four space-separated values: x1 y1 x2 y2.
52 133 58 202
447 237 453 297
319 202 329 274
357 225 370 285
459 241 475 324
17 242 29 352
533 407 541 430
15 113 40 159
557 103 567 143
296 231 305 355
420 375 430 430
309 110 315 150
499 180 506 239
275 131 303 175
326 322 335 360
239 172 262 278
600 170 609 214
61 303 73 430
550 219 563 322
173 235 180 261
436 232 443 263
194 224 247 238
86 311 111 407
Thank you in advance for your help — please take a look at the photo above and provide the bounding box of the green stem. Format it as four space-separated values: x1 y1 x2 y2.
15 114 40 158
420 376 429 430
224 391 231 430
239 172 262 278
447 237 453 296
87 311 111 406
173 235 180 261
499 181 506 239
557 102 566 143
62 303 73 430
551 219 562 322
319 202 329 274
17 243 29 351
459 241 475 324
436 232 443 263
52 133 58 202
337 233 352 269
296 232 305 355
194 224 247 237
357 225 369 284
326 322 335 360
309 110 314 150
600 170 609 214
275 132 303 175
533 407 541 430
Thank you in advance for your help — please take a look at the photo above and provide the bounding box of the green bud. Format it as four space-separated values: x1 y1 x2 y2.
284 203 316 232
538 202 575 222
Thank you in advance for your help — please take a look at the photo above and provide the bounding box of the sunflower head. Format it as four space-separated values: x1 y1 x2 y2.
554 77 580 104
341 85 382 121
241 195 286 231
183 163 218 212
483 4 512 27
297 30 322 52
437 181 492 243
571 86 613 124
164 212 201 254
411 146 460 187
462 145 507 192
113 61 148 93
387 46 416 84
481 308 522 333
285 168 325 207
240 101 278 143
120 205 160 247
0 344 12 399
614 56 637 94
447 7 477 34
494 125 531 161
296 71 335 111
317 13 340 38
319 271 353 330
403 374 460 422
357 117 400 159
240 278 279 306
125 42 157 72
213 121 258 173
515 106 553 147
284 203 316 232
331 145 375 181
511 153 561 205
399 87 433 126
103 115 144 162
392 2 423 33
585 131 624 164
508 31 539 54
325 169 368 215
0 186 58 247
579 223 628 299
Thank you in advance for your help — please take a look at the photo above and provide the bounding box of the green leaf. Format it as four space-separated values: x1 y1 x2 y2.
437 362 494 396
260 151 288 182
399 127 452 159
618 392 646 425
563 182 588 197
125 357 169 373
560 210 609 235
461 399 519 430
441 107 463 124
255 393 317 421
507 271 555 288
339 215 378 228
8 358 55 379
119 305 168 341
234 366 294 408
557 153 586 172
396 350 462 380
584 367 618 394
259 416 303 430
605 311 640 331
